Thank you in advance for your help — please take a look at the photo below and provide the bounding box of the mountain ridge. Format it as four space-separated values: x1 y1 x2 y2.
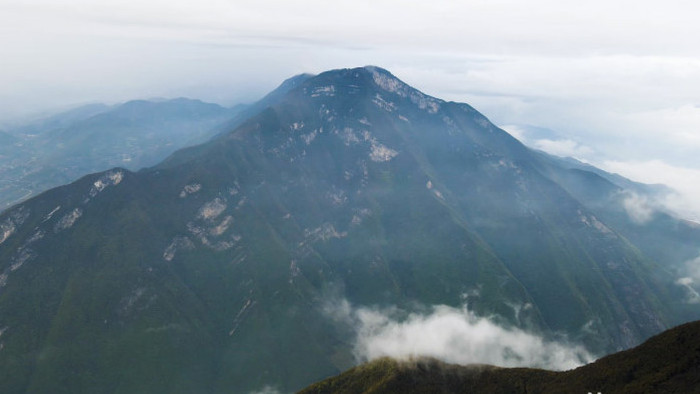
300 319 700 394
0 97 240 210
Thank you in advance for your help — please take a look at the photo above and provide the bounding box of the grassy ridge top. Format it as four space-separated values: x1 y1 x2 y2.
300 320 700 393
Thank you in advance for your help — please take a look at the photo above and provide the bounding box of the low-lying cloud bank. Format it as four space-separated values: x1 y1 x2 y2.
328 300 594 371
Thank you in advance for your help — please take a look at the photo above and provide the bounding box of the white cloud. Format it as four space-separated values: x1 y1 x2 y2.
626 105 700 147
501 124 596 162
676 277 700 304
601 160 700 221
399 55 700 174
674 254 700 304
620 191 657 225
529 139 594 159
686 254 700 281
327 300 594 371
500 125 528 142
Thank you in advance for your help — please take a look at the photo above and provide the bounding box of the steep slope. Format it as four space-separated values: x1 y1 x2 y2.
208 72 315 139
533 152 700 322
0 66 697 393
300 320 700 394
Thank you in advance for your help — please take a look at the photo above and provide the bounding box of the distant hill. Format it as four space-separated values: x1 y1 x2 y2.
0 99 237 209
300 320 700 393
0 74 316 211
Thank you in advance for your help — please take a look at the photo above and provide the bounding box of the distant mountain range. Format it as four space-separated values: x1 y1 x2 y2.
300 319 700 393
0 74 319 211
0 98 238 209
0 66 698 393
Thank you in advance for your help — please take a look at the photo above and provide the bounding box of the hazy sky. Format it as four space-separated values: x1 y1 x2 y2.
2 0 700 218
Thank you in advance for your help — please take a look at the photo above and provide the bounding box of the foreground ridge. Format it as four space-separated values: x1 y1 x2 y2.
300 320 700 393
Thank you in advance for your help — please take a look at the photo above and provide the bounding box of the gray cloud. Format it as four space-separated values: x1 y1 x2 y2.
327 300 594 371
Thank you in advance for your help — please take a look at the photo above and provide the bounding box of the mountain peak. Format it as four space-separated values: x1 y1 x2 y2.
276 72 316 92
289 66 443 117
255 72 316 106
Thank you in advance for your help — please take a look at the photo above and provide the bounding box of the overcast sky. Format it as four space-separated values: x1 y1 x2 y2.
2 0 699 219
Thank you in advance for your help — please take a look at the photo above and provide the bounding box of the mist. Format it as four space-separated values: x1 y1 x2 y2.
247 386 281 394
676 254 700 304
327 300 594 372
620 191 657 224
502 124 700 222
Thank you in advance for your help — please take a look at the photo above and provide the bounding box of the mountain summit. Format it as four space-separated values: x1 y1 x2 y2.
0 66 698 393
